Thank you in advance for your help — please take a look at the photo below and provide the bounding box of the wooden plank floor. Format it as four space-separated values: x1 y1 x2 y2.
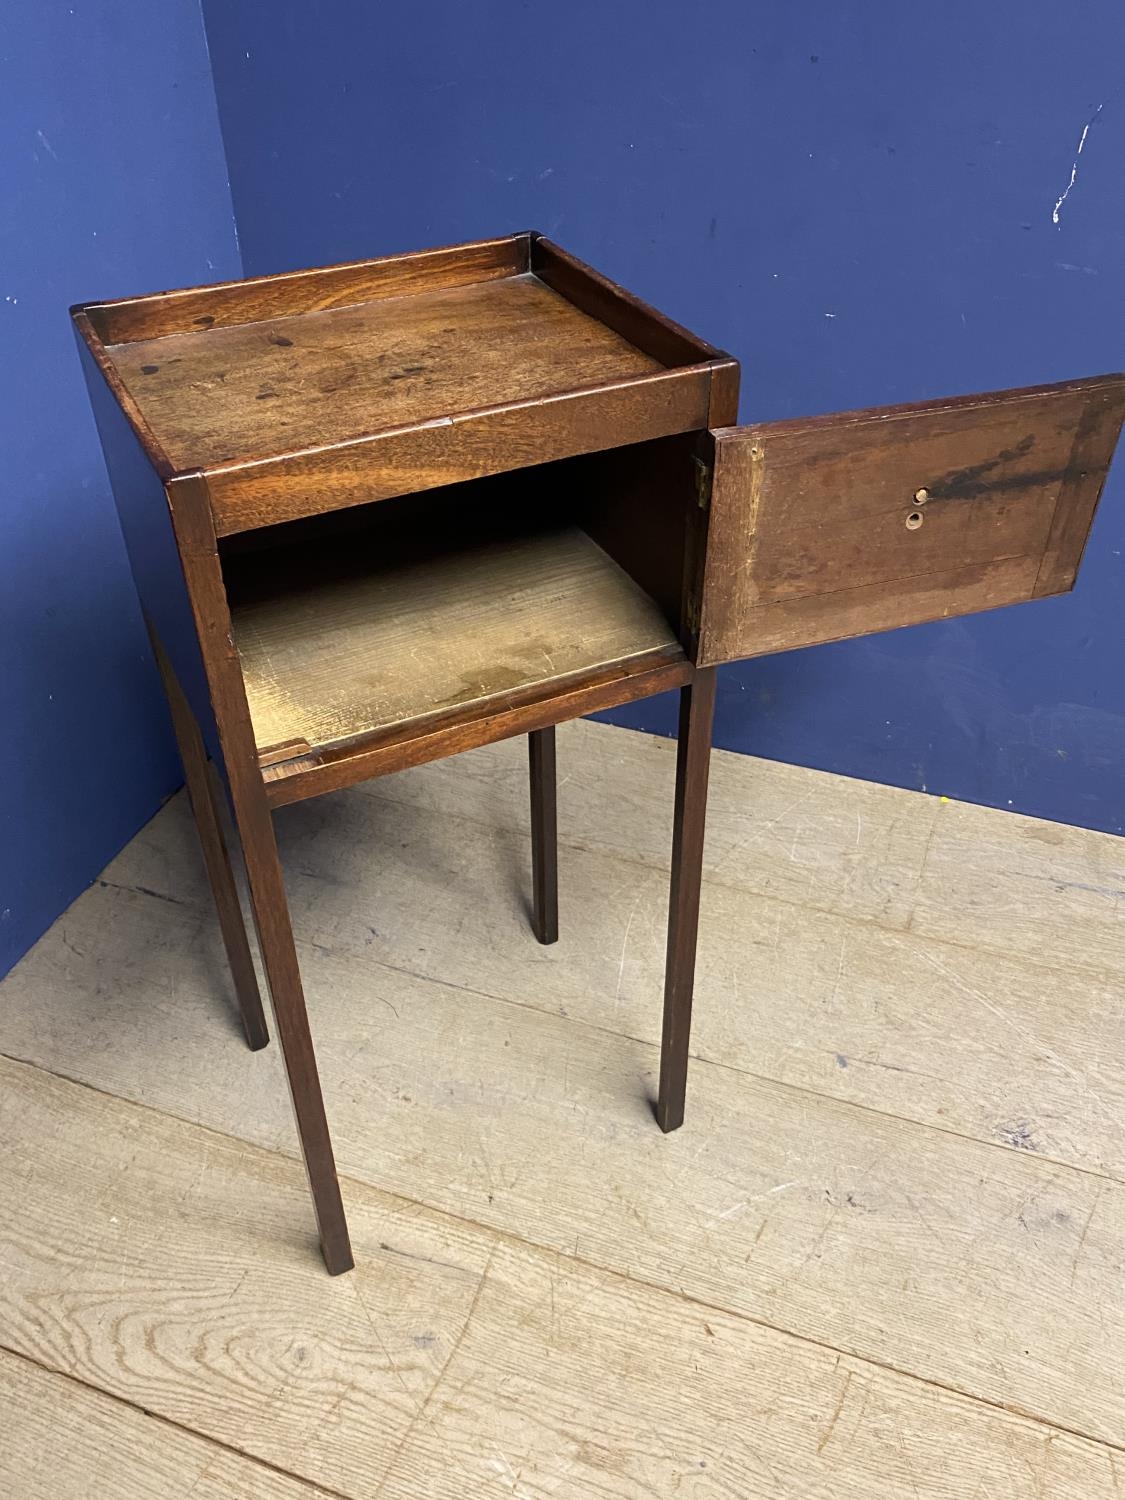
3 718 1124 1496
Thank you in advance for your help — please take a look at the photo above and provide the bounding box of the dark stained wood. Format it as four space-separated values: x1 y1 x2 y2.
168 474 354 1276
531 236 726 368
714 555 1054 659
78 323 355 1270
698 374 1125 666
682 356 742 658
206 365 711 535
653 359 734 1127
576 433 700 640
262 649 692 808
73 311 175 477
78 239 721 536
77 232 531 344
707 357 741 429
528 728 559 945
257 736 314 768
74 327 210 732
107 275 665 471
74 230 1125 1277
1034 386 1125 594
151 633 269 1052
74 233 721 1272
656 667 718 1134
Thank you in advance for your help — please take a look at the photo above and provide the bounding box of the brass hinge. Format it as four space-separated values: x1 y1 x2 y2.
693 456 713 510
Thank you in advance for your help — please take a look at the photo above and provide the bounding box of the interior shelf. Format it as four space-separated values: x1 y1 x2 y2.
225 523 683 765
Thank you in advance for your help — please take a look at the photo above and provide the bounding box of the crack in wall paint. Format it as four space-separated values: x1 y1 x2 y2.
1052 103 1104 226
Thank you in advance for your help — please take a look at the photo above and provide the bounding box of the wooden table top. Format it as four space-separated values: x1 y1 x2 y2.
106 273 663 469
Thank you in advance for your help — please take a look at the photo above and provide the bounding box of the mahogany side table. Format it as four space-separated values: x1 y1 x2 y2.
73 233 1125 1274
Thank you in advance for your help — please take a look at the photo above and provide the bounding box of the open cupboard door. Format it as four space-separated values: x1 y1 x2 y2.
695 374 1125 666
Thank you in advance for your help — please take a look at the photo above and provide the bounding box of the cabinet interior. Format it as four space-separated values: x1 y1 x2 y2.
217 433 700 761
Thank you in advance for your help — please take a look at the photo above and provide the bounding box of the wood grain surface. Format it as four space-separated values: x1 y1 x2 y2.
14 721 1122 1179
6 724 1125 1452
108 274 664 469
2 1058 1121 1499
227 526 680 758
260 650 691 804
5 723 1125 1494
3 1352 332 1500
531 235 724 367
62 236 1125 1493
699 374 1125 664
80 232 530 344
204 364 711 535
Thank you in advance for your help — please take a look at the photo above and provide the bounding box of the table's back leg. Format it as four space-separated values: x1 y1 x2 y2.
656 666 717 1133
528 727 559 945
154 644 269 1053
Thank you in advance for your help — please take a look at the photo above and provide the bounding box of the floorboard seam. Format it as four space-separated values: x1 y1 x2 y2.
352 779 1123 984
288 943 1125 1193
42 873 1102 1192
0 1342 348 1500
3 1050 1123 1462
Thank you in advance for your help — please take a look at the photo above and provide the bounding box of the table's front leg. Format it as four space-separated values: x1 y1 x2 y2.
234 796 355 1276
656 666 717 1133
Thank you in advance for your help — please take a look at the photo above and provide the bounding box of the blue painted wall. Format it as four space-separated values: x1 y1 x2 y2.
203 0 1125 834
6 2 1123 975
0 2 241 975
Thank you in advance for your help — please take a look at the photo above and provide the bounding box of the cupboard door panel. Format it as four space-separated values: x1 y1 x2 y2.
697 375 1125 665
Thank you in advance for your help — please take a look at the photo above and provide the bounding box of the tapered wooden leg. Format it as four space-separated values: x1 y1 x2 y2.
236 810 355 1275
159 478 352 1275
154 644 269 1052
528 727 559 945
656 666 717 1133
185 739 351 1273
